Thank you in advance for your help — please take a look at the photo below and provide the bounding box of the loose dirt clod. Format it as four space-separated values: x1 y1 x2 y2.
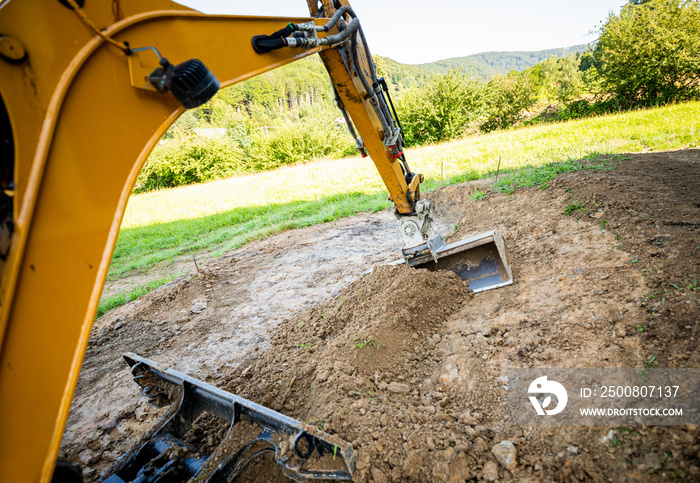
62 150 700 482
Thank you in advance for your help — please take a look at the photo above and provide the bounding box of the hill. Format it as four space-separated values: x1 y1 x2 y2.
418 44 589 78
374 55 436 89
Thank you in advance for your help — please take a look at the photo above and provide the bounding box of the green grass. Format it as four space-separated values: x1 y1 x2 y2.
111 192 388 278
471 190 487 201
96 276 174 318
110 101 700 284
491 155 616 194
564 201 587 215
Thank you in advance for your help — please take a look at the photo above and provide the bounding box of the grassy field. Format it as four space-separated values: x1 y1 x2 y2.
108 101 700 292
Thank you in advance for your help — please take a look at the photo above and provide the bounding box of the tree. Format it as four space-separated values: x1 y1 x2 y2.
162 111 198 139
480 73 536 132
552 55 585 104
398 70 485 145
578 52 596 72
526 55 584 104
594 0 700 107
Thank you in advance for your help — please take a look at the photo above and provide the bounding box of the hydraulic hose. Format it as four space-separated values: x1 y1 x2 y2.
316 17 360 47
334 89 368 156
334 90 359 141
323 6 356 32
251 24 296 54
350 31 401 151
318 6 414 193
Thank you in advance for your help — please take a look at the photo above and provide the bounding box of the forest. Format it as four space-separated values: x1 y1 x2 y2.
136 0 700 193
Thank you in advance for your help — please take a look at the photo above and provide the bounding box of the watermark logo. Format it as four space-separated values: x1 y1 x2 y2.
509 368 698 425
528 376 568 416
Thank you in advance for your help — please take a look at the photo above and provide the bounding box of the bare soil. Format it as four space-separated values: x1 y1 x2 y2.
61 150 699 482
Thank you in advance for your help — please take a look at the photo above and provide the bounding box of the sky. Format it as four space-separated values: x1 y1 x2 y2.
177 1 624 64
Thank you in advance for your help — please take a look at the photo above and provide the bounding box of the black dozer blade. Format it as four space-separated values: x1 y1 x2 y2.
99 353 355 483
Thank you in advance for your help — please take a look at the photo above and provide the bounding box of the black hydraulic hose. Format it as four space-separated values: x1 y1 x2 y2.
350 30 373 94
350 35 392 144
378 80 411 173
358 27 378 84
328 6 375 96
334 91 359 142
251 24 295 54
333 6 377 81
248 4 405 169
350 30 402 153
333 7 412 178
280 17 359 50
376 84 396 137
251 37 287 54
254 7 360 52
380 78 404 136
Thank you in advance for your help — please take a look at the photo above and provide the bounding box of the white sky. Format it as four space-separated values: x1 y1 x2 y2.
177 1 624 64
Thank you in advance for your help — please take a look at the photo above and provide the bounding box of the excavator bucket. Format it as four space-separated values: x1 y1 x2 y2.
411 229 513 293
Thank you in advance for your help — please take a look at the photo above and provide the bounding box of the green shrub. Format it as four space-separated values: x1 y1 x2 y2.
248 114 355 170
136 138 245 192
398 70 486 146
136 111 356 193
594 0 700 107
480 74 537 133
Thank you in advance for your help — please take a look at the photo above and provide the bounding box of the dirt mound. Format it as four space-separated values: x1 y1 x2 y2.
61 150 700 482
220 265 471 481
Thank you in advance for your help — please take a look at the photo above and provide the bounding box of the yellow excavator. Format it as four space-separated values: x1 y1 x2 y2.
0 0 511 481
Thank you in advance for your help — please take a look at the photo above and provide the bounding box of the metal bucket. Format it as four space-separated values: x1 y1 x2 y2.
414 229 512 293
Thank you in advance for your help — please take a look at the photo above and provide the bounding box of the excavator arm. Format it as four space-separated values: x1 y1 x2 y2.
312 1 443 261
252 1 443 261
0 1 431 480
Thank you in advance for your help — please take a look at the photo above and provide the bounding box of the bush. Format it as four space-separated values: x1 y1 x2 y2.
136 138 245 192
594 0 700 107
398 70 486 146
136 108 356 193
480 74 537 133
247 113 355 170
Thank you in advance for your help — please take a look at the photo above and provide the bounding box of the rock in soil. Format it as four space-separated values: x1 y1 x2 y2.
492 440 517 471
